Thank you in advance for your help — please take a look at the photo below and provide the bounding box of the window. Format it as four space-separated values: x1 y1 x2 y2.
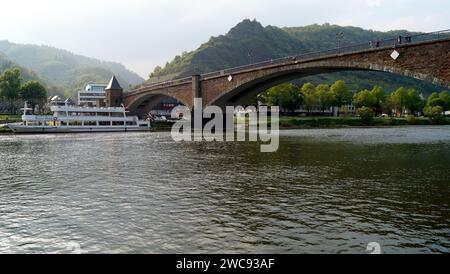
85 121 97 126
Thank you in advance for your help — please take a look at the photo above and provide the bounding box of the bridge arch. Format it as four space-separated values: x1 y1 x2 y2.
126 91 189 116
206 60 440 107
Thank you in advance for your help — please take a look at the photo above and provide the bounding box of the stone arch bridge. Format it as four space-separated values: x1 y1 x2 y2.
124 30 450 114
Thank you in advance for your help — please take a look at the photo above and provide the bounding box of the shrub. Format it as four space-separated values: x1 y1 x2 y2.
406 115 417 125
424 106 445 124
358 107 375 125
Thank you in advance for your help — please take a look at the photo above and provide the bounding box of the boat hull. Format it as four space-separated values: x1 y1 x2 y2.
7 124 151 134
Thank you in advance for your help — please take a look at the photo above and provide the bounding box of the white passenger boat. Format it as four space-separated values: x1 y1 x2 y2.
8 103 150 134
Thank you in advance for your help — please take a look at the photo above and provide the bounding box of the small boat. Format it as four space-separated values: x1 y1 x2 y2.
8 102 151 134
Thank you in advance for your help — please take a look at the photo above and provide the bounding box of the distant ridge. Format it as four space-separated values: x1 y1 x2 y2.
0 40 144 98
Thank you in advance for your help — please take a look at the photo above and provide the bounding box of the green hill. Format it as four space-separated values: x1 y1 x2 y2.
0 40 144 98
148 19 442 96
0 52 40 81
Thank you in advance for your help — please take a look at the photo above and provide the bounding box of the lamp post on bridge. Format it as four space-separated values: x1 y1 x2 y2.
248 49 254 64
336 32 344 53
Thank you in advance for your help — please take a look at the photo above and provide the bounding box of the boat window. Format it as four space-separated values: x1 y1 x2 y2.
85 121 97 126
126 121 136 126
79 112 95 116
112 121 125 126
99 121 110 126
111 113 124 117
97 112 110 117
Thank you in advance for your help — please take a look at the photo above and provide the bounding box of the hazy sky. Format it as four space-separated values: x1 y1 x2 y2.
0 0 448 77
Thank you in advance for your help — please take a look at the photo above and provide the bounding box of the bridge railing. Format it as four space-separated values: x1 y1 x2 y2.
130 76 193 95
129 29 450 94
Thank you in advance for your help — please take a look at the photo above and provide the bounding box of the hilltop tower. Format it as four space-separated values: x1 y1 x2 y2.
105 76 123 107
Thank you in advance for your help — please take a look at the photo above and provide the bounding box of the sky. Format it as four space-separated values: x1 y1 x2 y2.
0 0 448 78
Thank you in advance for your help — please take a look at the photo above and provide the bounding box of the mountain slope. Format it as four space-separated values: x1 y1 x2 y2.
0 40 144 97
0 52 40 81
148 20 442 95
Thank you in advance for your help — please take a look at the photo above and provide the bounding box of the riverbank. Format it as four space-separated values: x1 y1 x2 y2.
277 116 450 129
0 126 12 134
0 115 21 123
1 117 449 135
150 117 450 131
0 115 19 134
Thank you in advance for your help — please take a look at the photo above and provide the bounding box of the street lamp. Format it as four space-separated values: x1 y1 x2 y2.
248 50 254 64
336 32 344 53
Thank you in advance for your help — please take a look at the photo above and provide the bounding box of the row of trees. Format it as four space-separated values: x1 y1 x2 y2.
259 80 352 115
423 91 450 121
0 68 47 114
355 87 450 117
354 86 424 116
258 80 450 118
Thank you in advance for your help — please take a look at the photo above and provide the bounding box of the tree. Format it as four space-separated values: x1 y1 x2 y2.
20 80 47 112
353 89 376 109
381 95 395 116
259 83 303 113
389 87 409 116
428 91 450 111
439 91 450 110
371 86 386 115
358 107 375 125
150 66 163 78
330 80 351 116
404 88 424 115
278 84 303 113
423 106 445 123
354 86 386 116
315 84 334 113
0 68 22 114
301 82 317 116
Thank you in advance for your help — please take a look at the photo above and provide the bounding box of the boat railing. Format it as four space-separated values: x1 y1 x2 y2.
22 115 54 121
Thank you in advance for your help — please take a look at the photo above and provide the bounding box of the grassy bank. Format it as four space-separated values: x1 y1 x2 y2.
151 121 176 131
0 126 12 134
0 115 21 124
277 116 450 129
151 116 450 131
0 115 19 134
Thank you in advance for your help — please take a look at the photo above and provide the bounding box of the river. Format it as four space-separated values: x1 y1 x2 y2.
0 126 449 254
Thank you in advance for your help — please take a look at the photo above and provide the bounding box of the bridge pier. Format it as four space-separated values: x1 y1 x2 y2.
192 75 202 102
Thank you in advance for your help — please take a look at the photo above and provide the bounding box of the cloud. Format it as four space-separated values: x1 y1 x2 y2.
367 0 382 7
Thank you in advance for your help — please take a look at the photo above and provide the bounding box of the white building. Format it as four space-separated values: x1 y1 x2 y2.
48 96 75 107
78 83 108 107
